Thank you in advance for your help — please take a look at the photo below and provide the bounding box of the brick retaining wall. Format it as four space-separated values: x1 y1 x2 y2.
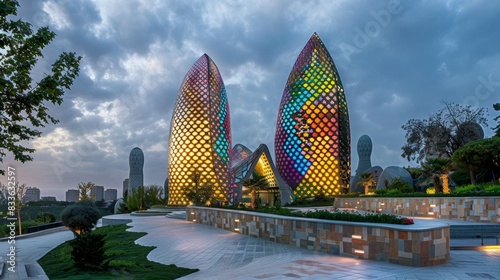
187 206 450 267
334 197 500 223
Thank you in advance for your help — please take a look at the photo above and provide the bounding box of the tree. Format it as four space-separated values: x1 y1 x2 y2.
357 172 377 194
13 183 26 234
0 0 81 175
61 202 101 236
78 182 94 201
401 102 487 163
494 103 500 137
421 158 453 193
452 137 500 184
242 171 270 209
184 183 214 206
125 185 165 211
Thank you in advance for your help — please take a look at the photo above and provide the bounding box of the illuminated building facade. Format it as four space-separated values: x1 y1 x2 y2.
231 144 292 205
168 54 231 205
275 33 351 198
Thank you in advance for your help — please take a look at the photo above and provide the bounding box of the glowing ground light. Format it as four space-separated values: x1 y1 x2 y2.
167 54 231 205
275 33 350 198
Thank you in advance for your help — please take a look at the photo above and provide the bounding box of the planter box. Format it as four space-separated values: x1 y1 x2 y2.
187 206 450 267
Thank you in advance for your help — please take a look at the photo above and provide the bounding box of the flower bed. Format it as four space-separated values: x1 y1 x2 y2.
223 206 414 225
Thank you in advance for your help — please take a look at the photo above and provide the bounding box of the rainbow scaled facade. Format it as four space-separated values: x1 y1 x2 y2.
167 54 231 205
275 33 350 198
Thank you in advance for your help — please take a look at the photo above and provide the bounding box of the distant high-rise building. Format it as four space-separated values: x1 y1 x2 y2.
91 185 104 201
23 187 40 203
129 147 144 195
41 196 56 202
123 178 129 198
66 189 79 202
104 189 118 201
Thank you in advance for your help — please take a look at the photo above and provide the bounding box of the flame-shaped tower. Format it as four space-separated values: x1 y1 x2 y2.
275 33 350 198
168 54 231 205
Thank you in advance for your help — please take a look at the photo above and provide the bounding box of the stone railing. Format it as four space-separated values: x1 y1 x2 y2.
334 196 500 223
187 206 450 267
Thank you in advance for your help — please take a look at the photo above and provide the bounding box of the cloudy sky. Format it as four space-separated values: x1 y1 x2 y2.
2 0 500 200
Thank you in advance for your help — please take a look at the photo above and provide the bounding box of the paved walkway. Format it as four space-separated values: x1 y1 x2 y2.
0 229 74 279
1 215 499 279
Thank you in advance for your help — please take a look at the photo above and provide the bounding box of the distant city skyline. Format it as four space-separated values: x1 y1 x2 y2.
1 1 499 199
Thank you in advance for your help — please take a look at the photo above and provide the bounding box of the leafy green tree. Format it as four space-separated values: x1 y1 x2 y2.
61 202 101 236
13 183 26 234
452 137 500 184
185 183 214 206
78 182 94 201
0 0 81 175
386 177 414 194
494 103 500 137
242 171 270 209
70 232 106 270
143 184 165 207
401 102 487 163
126 186 145 211
125 185 165 211
421 158 453 193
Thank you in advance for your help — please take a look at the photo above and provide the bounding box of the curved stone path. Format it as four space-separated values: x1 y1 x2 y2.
1 214 499 279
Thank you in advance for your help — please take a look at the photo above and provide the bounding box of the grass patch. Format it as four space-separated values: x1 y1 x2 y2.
38 224 198 279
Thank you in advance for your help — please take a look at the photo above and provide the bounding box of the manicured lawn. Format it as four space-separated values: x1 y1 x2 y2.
38 224 198 279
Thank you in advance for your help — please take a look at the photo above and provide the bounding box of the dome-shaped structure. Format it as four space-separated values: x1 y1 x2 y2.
129 147 144 194
275 33 350 198
457 122 484 145
114 198 124 214
167 54 232 205
377 166 413 190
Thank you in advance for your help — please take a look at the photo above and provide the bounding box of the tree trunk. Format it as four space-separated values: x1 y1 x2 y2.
440 174 450 194
469 164 477 185
433 175 442 193
17 208 22 235
251 189 256 209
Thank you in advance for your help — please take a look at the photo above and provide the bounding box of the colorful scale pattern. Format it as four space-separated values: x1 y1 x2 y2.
275 33 350 198
168 54 231 205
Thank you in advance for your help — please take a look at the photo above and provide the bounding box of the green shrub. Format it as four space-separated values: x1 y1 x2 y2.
453 184 478 194
61 202 101 235
36 212 56 223
70 232 106 270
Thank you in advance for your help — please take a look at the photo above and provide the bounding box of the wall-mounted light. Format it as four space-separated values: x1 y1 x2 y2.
234 228 240 232
352 235 362 240
380 203 385 206
428 212 434 215
193 219 197 222
235 219 240 222
354 249 364 254
430 204 436 208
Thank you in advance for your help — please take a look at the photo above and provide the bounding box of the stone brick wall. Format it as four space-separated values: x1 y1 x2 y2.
334 197 500 223
187 206 450 267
